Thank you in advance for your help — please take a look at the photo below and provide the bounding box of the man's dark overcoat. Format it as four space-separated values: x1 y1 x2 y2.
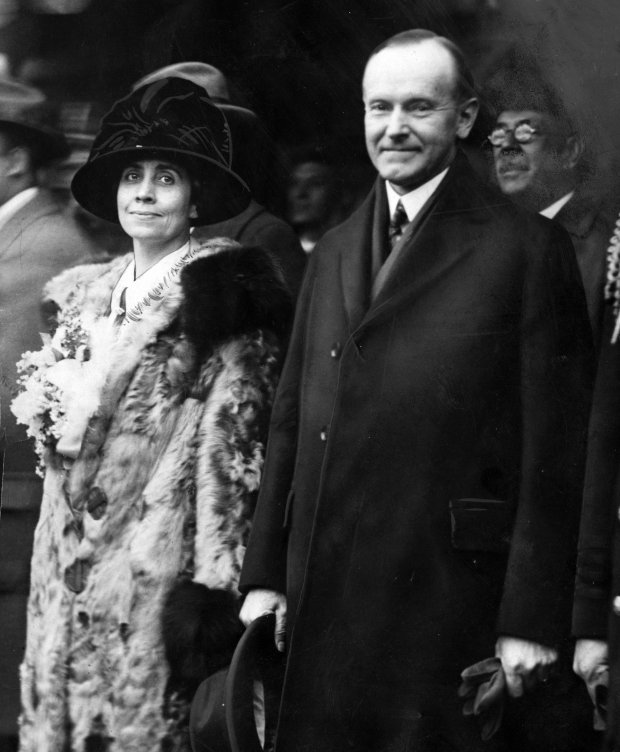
240 154 594 752
555 190 613 347
573 302 620 751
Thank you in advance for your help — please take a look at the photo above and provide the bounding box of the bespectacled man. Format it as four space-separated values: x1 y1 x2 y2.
486 67 612 346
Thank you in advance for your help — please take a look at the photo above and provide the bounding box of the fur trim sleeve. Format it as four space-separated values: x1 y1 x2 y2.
161 580 243 688
179 245 293 355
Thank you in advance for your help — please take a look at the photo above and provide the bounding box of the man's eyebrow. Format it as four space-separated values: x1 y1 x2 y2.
495 118 537 127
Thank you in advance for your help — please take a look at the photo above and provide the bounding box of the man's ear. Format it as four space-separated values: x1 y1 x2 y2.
189 204 198 220
456 97 479 140
562 134 584 171
5 146 30 177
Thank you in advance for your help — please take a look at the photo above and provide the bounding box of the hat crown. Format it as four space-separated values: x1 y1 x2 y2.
71 75 251 225
90 77 233 171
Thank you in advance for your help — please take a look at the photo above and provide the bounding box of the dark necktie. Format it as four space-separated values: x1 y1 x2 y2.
113 287 127 327
388 200 408 251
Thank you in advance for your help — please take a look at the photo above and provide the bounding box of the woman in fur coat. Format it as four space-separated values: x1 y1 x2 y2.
11 77 291 752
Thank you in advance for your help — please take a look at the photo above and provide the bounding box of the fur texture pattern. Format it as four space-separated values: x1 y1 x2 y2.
18 239 290 752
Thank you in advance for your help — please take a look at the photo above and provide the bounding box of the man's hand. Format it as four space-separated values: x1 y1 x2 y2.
573 639 608 696
240 588 287 653
495 636 558 697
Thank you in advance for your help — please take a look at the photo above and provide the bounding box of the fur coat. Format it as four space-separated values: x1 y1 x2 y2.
16 239 291 752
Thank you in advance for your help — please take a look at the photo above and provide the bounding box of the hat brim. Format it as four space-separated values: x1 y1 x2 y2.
70 145 251 226
225 613 285 752
0 119 69 162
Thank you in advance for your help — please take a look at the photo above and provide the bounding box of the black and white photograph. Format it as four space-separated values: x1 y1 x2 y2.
1 2 620 751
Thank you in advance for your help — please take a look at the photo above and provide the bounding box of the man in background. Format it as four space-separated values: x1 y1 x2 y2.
485 54 612 345
285 145 349 253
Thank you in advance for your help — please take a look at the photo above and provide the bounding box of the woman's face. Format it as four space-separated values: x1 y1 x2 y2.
117 159 196 251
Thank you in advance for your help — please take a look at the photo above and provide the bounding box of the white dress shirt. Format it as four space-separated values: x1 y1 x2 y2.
540 191 575 219
385 168 449 224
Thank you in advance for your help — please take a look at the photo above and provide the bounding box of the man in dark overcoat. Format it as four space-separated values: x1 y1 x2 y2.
239 29 594 752
485 54 612 347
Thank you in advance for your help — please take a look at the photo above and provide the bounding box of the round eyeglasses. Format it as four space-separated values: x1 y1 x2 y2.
488 123 541 146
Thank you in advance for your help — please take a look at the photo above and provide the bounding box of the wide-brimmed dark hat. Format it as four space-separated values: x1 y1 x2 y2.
190 613 285 752
132 63 280 205
0 79 69 162
71 77 250 225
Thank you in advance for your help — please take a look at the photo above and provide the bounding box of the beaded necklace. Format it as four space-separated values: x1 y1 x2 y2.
605 211 620 343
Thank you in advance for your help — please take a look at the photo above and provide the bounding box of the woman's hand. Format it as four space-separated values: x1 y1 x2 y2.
240 588 287 653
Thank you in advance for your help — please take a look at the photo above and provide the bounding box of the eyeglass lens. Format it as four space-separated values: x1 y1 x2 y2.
489 123 538 145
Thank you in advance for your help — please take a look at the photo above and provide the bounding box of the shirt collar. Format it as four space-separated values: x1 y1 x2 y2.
0 186 39 232
109 240 191 322
385 168 449 223
540 191 575 219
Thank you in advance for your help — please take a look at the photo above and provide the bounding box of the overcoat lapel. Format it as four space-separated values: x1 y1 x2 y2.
361 154 485 330
371 175 447 301
339 187 375 332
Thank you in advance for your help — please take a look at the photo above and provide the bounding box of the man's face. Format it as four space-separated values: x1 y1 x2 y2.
492 110 571 203
363 40 477 195
287 161 335 228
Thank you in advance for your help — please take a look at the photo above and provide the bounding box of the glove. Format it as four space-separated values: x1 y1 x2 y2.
458 657 506 741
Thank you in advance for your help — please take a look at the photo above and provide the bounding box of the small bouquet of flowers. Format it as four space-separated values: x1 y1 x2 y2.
11 307 91 475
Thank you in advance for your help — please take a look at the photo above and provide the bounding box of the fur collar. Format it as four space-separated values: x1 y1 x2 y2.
179 244 293 355
45 239 292 346
44 240 292 461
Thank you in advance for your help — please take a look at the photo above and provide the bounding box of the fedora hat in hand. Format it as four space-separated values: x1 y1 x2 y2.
71 77 250 226
0 78 69 162
190 613 285 752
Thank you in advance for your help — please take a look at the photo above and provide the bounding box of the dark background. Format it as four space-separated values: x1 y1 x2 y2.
3 0 620 203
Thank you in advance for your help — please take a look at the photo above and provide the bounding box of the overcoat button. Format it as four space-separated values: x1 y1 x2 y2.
64 559 90 593
614 596 620 615
86 486 108 520
320 427 328 442
330 342 341 359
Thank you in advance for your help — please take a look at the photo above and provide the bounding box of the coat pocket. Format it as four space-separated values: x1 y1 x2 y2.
449 498 512 554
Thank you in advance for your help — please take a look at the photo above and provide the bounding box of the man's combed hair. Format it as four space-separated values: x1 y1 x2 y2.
366 29 477 103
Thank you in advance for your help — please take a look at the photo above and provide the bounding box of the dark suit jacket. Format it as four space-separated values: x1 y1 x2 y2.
240 154 594 752
555 190 612 346
193 200 306 297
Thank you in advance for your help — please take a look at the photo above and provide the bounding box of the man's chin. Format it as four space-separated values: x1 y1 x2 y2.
496 172 530 195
